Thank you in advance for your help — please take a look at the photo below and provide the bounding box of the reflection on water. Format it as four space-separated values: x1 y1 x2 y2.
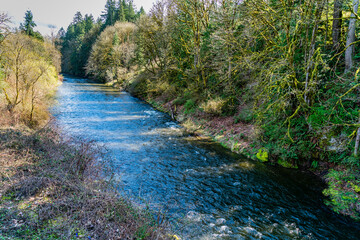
52 77 360 240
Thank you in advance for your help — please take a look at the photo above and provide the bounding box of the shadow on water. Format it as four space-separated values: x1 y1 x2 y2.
52 76 360 240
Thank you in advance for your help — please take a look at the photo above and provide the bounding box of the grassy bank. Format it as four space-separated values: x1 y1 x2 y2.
0 122 171 239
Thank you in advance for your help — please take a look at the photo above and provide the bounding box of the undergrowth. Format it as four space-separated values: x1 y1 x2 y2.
323 169 360 221
0 125 170 239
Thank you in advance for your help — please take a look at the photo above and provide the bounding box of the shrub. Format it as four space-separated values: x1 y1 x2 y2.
199 97 225 116
184 99 197 114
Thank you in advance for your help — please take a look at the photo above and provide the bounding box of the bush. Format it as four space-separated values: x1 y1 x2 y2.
0 126 170 239
199 97 225 116
184 99 197 114
235 107 254 124
323 170 360 221
221 96 239 116
0 33 60 127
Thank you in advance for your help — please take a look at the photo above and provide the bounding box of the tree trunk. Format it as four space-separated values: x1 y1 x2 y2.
304 0 324 105
355 114 360 157
332 0 343 50
345 0 359 72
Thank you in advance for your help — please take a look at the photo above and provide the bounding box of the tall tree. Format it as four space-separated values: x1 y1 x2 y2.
20 10 36 36
102 0 117 27
174 0 215 88
0 13 10 44
127 0 136 22
137 6 146 18
72 11 83 24
116 0 126 22
332 0 343 50
84 14 95 32
1 33 60 120
345 0 359 71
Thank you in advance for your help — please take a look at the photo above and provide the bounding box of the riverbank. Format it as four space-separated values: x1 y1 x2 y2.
0 121 170 239
108 72 360 222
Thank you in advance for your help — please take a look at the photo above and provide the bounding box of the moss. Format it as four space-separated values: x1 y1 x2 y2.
277 159 298 169
323 170 360 221
256 148 268 162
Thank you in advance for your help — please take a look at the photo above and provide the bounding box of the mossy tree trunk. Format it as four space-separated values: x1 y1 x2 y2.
332 0 343 50
345 0 359 72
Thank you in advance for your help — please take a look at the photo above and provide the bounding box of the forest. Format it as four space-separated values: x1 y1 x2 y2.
0 0 359 233
58 0 360 221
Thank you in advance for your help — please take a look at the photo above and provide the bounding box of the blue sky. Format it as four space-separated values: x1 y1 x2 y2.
0 0 155 35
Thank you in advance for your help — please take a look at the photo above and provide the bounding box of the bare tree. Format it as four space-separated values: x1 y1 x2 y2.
0 12 11 48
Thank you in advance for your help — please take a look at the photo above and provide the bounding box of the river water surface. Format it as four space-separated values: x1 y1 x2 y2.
51 76 360 239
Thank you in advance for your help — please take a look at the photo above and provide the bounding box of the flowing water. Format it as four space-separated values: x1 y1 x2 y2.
51 76 360 239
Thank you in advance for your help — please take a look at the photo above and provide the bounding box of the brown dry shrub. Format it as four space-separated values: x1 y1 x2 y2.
0 126 170 239
199 97 226 116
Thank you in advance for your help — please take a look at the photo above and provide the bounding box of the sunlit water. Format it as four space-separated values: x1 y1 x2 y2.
51 76 360 239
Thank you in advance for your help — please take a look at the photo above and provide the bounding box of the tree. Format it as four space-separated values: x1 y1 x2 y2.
355 114 360 156
0 33 60 123
73 11 83 25
210 0 243 94
126 0 136 22
136 0 174 73
116 0 126 22
137 6 146 18
86 22 137 82
20 10 37 36
173 0 215 89
332 0 343 50
102 0 117 27
57 27 66 39
0 12 10 43
19 10 43 41
345 0 359 72
84 14 95 32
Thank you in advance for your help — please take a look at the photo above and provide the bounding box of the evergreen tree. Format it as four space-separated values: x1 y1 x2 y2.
122 0 128 18
102 0 117 27
20 10 36 36
116 0 126 22
57 27 65 39
84 14 95 32
126 0 136 22
72 11 83 25
137 6 146 18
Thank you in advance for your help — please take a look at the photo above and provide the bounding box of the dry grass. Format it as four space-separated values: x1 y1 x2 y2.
199 98 225 116
0 123 170 239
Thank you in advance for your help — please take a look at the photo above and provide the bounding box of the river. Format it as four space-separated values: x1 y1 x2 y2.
51 76 360 239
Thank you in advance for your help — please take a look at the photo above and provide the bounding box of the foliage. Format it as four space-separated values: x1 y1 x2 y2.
60 1 145 77
86 22 137 83
184 99 197 114
256 148 268 162
19 10 43 41
0 33 60 126
60 13 101 76
58 0 360 220
323 169 360 221
200 97 225 116
0 12 11 43
0 126 170 239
